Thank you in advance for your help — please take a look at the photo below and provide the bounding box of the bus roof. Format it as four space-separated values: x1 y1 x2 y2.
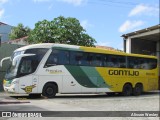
14 43 157 59
80 46 157 59
14 43 54 52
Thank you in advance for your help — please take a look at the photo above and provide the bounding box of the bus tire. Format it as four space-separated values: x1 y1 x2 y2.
122 83 132 96
133 83 143 96
42 83 57 98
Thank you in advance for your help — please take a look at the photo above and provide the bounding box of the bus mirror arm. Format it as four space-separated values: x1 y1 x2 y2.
0 57 11 67
12 54 36 66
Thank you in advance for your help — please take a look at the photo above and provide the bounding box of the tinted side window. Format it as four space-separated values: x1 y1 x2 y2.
70 52 104 67
127 57 140 69
148 59 157 69
58 50 69 65
118 56 126 68
70 51 83 65
109 55 119 67
70 52 90 66
45 50 59 67
127 57 157 70
139 58 157 69
91 54 103 67
104 55 126 68
45 50 69 67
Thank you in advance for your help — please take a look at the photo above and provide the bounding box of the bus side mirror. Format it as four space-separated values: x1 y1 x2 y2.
0 57 11 67
12 54 36 66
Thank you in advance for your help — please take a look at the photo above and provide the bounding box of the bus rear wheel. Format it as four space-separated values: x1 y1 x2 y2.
133 83 143 96
42 83 57 98
122 84 132 96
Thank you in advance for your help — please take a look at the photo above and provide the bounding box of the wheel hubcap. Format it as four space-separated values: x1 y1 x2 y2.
47 87 53 95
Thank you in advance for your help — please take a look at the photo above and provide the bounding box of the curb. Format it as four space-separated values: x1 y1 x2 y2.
0 100 30 104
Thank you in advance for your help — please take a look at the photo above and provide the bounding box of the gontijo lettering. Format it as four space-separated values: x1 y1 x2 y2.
108 70 139 76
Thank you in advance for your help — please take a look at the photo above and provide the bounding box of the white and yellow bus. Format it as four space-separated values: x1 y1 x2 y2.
1 43 158 98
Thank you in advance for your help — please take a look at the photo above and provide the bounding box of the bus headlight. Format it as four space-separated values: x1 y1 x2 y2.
3 79 11 87
3 79 6 85
11 80 19 85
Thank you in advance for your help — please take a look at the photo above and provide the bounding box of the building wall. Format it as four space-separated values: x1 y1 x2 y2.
131 39 157 56
8 37 29 45
0 43 23 91
0 24 12 42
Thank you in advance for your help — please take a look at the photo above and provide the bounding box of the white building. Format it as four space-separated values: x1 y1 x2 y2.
122 24 160 88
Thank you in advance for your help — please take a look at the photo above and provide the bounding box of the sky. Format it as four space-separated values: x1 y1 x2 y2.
0 0 159 50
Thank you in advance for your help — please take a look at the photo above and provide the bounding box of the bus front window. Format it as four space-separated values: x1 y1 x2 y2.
5 56 21 79
17 48 49 77
5 48 48 79
17 56 39 77
20 59 32 74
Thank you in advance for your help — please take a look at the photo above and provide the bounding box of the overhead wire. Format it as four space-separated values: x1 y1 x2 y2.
87 0 139 8
95 0 138 5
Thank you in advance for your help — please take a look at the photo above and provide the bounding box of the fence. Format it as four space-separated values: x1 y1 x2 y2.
0 43 23 91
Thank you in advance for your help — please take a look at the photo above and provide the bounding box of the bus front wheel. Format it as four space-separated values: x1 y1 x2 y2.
122 84 132 96
133 83 143 96
42 83 57 98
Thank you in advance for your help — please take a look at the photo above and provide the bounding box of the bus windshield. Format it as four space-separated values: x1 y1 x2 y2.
5 48 49 79
5 51 24 79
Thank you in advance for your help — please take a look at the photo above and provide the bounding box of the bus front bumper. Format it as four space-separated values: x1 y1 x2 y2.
3 79 19 93
3 85 16 93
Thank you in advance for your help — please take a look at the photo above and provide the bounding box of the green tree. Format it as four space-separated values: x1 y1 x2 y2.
9 23 31 40
28 16 96 47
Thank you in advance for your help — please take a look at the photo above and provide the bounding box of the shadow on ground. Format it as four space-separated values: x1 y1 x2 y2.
9 91 160 100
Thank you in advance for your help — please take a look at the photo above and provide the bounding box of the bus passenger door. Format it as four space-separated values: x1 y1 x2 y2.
62 76 81 93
